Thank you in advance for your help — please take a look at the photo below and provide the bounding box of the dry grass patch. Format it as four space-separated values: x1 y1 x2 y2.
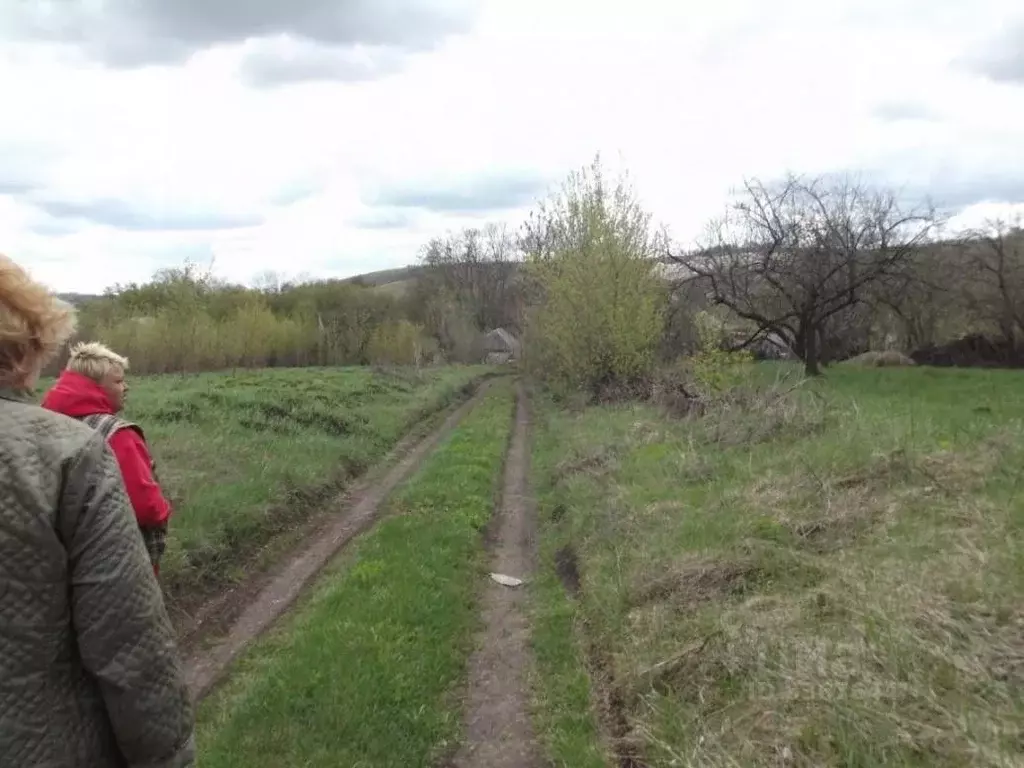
625 546 825 615
742 439 1010 555
634 545 1024 765
693 380 830 448
632 446 1024 766
627 557 759 615
554 446 621 487
650 365 830 448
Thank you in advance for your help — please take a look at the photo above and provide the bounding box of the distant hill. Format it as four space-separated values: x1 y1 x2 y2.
51 267 423 307
338 265 426 299
340 265 425 288
55 257 676 307
57 292 102 306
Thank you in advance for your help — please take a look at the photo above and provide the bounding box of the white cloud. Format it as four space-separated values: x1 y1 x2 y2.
1 0 1023 292
948 201 1024 234
0 0 479 67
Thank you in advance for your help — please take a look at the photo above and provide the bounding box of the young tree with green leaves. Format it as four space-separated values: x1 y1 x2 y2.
522 155 667 394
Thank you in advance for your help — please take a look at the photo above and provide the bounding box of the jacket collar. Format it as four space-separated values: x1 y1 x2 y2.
41 370 115 417
0 387 34 404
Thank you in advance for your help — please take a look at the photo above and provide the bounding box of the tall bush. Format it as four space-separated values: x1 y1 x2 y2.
523 155 667 393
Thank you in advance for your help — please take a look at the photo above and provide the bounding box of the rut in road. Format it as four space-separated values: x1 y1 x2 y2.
185 380 494 701
451 383 541 768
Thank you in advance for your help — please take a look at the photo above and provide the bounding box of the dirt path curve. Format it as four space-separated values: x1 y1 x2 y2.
185 379 495 701
451 383 542 768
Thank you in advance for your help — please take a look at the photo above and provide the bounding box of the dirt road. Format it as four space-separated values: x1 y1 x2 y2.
451 383 542 768
185 379 495 700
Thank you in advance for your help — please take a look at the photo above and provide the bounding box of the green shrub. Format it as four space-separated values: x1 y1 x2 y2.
687 310 754 394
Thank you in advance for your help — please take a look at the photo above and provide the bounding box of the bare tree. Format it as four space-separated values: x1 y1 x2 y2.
957 217 1024 348
868 242 958 351
418 223 524 335
672 174 937 375
252 270 285 294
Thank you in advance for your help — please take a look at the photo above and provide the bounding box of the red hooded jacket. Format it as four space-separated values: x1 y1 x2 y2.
41 370 171 530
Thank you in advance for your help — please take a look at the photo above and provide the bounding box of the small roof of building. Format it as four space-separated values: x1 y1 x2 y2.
483 327 520 353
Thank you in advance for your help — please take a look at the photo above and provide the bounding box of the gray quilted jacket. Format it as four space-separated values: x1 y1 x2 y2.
0 389 195 767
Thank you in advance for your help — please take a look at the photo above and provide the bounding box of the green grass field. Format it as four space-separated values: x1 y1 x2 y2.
529 365 1024 767
197 381 515 767
40 365 490 599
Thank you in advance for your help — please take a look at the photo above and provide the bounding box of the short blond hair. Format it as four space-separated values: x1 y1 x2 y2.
66 341 130 381
0 254 77 387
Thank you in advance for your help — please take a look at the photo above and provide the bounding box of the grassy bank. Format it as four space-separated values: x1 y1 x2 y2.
529 365 1024 767
197 381 516 767
40 365 491 598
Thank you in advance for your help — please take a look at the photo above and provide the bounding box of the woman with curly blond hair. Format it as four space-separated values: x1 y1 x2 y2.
0 255 194 767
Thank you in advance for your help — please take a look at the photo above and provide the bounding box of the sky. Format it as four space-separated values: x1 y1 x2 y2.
1 0 1023 293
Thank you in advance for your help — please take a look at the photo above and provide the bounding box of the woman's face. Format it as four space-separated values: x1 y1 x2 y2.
100 365 128 412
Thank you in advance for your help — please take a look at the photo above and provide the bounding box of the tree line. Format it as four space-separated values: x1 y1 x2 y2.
53 266 436 375
55 155 1024 383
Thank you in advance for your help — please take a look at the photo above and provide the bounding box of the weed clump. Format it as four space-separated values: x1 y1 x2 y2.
694 374 828 448
627 557 758 610
554 545 582 596
554 447 620 487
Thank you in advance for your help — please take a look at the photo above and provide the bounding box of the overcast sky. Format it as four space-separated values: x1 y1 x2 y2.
1 0 1023 293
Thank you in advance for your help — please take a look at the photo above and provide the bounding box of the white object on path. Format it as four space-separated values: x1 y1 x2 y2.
489 573 524 587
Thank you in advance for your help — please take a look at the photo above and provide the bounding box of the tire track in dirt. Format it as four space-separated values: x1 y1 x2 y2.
185 378 497 701
174 380 493 652
450 382 542 768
